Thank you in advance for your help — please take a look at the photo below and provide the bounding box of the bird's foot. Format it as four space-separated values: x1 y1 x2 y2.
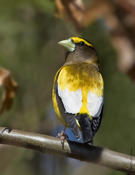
58 130 68 147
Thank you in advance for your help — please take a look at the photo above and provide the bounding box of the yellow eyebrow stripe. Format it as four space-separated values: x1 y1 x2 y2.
70 37 93 47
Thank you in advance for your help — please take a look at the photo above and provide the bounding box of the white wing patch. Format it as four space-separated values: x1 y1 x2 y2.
58 86 82 114
87 92 103 117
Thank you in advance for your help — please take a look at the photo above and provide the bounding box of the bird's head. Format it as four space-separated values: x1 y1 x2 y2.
58 37 98 65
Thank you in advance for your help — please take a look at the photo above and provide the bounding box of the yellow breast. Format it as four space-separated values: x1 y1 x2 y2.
58 63 103 96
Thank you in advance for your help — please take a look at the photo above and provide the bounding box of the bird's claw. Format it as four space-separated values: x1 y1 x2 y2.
58 130 68 145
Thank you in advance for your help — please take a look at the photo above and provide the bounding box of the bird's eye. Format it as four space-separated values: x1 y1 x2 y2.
80 41 84 46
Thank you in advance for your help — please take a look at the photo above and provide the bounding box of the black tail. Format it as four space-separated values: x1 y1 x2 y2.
76 114 94 144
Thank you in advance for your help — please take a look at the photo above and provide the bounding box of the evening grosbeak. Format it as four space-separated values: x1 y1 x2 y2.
52 37 104 144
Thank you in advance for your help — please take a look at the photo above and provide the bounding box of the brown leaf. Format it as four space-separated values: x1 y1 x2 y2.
0 67 18 116
55 0 65 18
55 0 84 30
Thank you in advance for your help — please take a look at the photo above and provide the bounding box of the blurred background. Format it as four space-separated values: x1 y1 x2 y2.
0 0 135 175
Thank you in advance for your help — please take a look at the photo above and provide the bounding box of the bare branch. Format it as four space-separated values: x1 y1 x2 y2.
0 127 135 173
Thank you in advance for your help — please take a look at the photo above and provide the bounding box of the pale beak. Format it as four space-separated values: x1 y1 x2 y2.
58 39 75 52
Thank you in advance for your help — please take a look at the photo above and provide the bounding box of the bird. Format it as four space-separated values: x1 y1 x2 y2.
52 37 104 145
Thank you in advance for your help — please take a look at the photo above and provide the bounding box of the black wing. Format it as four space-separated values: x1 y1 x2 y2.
91 106 104 135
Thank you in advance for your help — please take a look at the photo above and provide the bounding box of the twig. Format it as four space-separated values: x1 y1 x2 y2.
0 127 135 173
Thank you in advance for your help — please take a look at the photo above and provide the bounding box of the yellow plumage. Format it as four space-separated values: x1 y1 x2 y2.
52 67 66 125
52 62 103 124
71 37 93 47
